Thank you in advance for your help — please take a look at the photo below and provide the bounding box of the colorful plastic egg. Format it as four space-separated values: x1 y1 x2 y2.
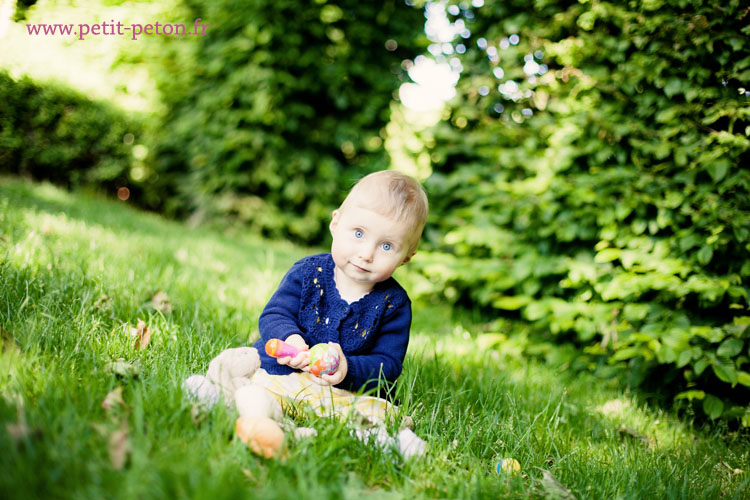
496 458 521 475
309 343 340 376
265 338 300 358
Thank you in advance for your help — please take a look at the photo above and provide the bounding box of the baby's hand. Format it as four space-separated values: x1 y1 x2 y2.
277 334 310 370
310 342 348 386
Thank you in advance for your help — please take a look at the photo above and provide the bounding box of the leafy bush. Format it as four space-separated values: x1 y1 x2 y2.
1 1 424 241
415 0 750 423
0 70 144 195
151 0 425 241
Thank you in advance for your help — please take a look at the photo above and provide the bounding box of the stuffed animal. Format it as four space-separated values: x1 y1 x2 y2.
184 346 424 460
183 346 314 458
206 346 260 403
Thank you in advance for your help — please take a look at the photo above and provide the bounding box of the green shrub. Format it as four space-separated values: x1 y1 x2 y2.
0 70 145 197
151 0 425 241
415 0 750 423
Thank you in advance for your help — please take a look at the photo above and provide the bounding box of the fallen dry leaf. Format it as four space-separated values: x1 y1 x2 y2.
105 359 140 378
151 290 173 314
1 325 20 354
132 320 150 350
108 421 130 470
102 387 126 415
536 469 578 500
6 422 32 441
5 395 39 443
618 424 652 448
93 294 112 313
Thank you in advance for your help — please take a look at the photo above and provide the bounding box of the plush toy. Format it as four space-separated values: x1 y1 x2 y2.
205 346 260 403
183 346 314 458
184 345 424 460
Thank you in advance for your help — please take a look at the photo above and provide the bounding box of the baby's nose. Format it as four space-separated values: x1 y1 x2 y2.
360 245 375 262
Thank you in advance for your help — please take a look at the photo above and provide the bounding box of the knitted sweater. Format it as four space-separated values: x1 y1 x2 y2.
252 253 412 393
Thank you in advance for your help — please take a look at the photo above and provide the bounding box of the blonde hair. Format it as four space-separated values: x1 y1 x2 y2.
340 170 429 251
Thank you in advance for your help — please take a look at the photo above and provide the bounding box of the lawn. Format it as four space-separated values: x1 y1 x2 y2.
1 177 749 499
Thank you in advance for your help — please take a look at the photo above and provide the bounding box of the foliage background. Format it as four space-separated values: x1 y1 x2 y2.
1 0 749 424
411 0 750 423
150 0 426 240
2 0 426 240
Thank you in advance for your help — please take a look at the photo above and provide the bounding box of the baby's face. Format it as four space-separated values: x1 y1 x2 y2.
329 202 415 290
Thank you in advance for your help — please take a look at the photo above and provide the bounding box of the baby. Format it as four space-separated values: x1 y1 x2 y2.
185 170 428 457
253 169 428 395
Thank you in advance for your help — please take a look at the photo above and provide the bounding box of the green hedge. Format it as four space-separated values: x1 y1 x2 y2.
0 71 144 195
1 1 425 238
414 0 750 423
151 0 425 241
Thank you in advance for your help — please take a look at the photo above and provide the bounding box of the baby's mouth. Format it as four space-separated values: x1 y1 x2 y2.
351 263 369 272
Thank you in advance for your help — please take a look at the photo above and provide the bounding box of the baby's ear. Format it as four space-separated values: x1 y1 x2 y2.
329 209 340 233
401 249 417 266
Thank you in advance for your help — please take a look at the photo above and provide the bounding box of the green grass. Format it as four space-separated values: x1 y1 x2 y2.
1 176 749 500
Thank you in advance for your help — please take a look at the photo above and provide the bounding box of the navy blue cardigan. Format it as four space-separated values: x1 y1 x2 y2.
253 253 411 393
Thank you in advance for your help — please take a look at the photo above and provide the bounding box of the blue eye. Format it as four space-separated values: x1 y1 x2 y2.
381 243 392 251
354 230 363 238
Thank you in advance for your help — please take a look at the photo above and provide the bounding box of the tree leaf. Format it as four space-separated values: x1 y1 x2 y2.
663 78 682 98
492 295 531 310
712 361 738 385
717 338 743 358
706 160 730 183
703 394 724 420
676 349 693 368
674 390 705 401
694 358 710 376
610 347 640 362
696 245 713 266
594 248 620 263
